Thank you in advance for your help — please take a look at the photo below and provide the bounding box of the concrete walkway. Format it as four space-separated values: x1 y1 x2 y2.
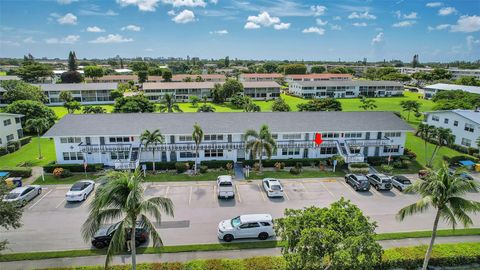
22 167 43 185
2 235 479 270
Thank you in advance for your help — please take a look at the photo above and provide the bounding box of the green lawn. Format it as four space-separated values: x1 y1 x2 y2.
246 169 345 180
51 105 114 119
0 137 55 167
32 173 99 185
143 170 230 182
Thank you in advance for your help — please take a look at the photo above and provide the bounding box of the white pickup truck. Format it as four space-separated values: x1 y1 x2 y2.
217 175 235 199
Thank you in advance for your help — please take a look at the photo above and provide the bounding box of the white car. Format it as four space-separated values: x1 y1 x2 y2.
262 178 284 197
3 185 42 207
217 175 234 199
66 180 95 202
391 175 412 192
217 214 275 242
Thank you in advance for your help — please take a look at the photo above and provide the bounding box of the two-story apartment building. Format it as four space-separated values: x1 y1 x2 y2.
424 110 480 149
397 67 480 80
0 113 23 147
143 81 280 101
37 83 118 105
422 83 480 98
239 73 284 82
85 75 163 84
289 80 403 98
285 73 353 83
43 111 413 170
171 74 226 82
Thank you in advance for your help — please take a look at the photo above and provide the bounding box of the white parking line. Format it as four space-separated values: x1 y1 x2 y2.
55 199 66 209
188 186 193 205
257 183 266 202
320 182 335 198
213 185 217 200
338 180 360 198
235 184 242 203
283 189 290 200
28 189 52 210
165 186 170 198
391 188 404 196
369 188 381 197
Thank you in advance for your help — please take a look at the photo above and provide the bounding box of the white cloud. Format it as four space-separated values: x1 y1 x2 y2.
57 0 78 4
0 40 20 46
466 35 480 51
79 9 118 16
333 16 341 21
316 19 328 26
403 12 417 19
247 11 280 27
86 26 105 32
353 22 367 27
302 26 325 35
145 48 154 51
121 24 141 31
273 22 290 30
116 0 160 12
244 21 260 29
394 10 402 19
427 24 450 31
23 37 36 43
45 35 80 44
162 0 207 8
172 9 196 24
426 2 442 7
438 7 457 16
348 11 376 20
210 29 228 35
57 13 77 25
89 34 133 43
371 32 384 45
392 20 416 27
330 24 342 30
450 15 480 33
210 0 218 4
310 5 327 16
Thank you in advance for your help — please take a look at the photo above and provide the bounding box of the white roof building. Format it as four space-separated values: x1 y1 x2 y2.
423 83 480 98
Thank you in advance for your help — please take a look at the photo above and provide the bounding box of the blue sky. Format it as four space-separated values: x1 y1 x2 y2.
0 0 479 62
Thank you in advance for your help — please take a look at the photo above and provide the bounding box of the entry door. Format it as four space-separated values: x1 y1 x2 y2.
237 150 245 161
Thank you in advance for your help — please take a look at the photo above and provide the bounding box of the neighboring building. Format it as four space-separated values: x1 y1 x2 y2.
85 75 163 84
0 113 23 147
397 67 480 80
43 111 413 169
37 83 118 105
114 69 133 74
288 80 403 98
143 81 280 101
285 73 353 83
423 110 480 149
239 73 284 82
171 74 226 82
423 83 480 98
0 75 20 81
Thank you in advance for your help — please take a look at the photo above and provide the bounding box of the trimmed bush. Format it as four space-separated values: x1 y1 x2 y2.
200 160 235 169
53 168 73 178
0 147 8 156
43 163 103 173
19 136 32 146
6 144 17 153
140 161 194 171
243 158 327 168
348 162 369 168
175 162 189 173
199 166 208 174
289 167 301 175
0 167 32 177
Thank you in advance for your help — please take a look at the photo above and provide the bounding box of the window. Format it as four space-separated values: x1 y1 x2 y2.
260 222 271 226
282 148 300 156
282 133 302 140
383 145 400 153
345 132 362 138
60 137 81 143
320 146 338 155
384 132 401 138
349 146 361 154
62 152 83 161
204 134 224 141
110 151 129 160
15 117 20 124
179 135 193 142
461 138 472 147
432 115 439 122
3 119 11 126
109 137 130 143
465 123 474 133
6 134 14 142
444 118 449 124
454 121 458 127
0 138 2 144
179 151 197 158
204 149 223 157
322 133 339 138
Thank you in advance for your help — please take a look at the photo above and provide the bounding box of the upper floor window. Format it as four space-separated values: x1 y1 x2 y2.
465 123 474 133
109 137 130 143
385 132 401 138
6 134 14 142
345 132 362 138
383 145 400 153
179 135 193 142
15 117 21 124
3 119 11 126
431 115 439 122
444 118 449 124
204 134 224 141
322 133 339 138
282 133 302 140
454 121 458 127
60 137 81 143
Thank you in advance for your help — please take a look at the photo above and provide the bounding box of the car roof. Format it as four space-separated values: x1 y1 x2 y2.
10 185 37 193
394 175 409 180
264 178 280 183
240 214 272 223
76 180 94 184
218 175 232 181
353 174 367 179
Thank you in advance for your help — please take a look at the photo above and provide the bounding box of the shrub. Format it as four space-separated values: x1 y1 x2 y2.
274 162 285 171
199 166 208 174
367 156 387 166
443 155 479 165
44 163 103 173
289 167 301 175
6 144 17 153
380 165 394 174
225 162 233 172
199 160 235 169
140 161 194 171
243 158 328 168
294 162 302 169
0 147 8 156
52 168 72 178
404 148 417 160
18 136 32 146
0 167 32 177
175 162 190 173
349 162 369 168
253 162 261 171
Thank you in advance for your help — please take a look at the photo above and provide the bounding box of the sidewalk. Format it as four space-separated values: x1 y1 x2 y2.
2 236 479 270
22 166 43 185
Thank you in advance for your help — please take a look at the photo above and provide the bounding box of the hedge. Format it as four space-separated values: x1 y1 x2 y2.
19 136 32 146
0 167 32 177
443 155 479 165
0 147 7 156
43 163 104 173
200 160 235 169
242 158 328 168
141 161 194 171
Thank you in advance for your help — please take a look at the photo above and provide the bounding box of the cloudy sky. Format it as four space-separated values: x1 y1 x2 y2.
0 0 479 62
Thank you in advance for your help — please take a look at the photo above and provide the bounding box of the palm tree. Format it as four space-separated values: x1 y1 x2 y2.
158 94 183 113
197 104 216 112
25 118 51 159
416 123 436 166
140 129 165 173
359 96 377 110
428 127 454 168
82 169 174 270
244 124 276 172
397 163 480 270
192 123 203 174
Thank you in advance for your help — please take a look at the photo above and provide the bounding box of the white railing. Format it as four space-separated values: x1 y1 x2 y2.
114 161 138 170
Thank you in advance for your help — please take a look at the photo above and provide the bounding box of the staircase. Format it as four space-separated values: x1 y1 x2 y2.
336 141 364 164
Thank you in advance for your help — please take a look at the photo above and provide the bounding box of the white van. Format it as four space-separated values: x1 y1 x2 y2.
217 214 275 242
217 175 234 199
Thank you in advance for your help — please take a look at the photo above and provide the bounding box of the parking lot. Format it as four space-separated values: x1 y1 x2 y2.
2 176 480 253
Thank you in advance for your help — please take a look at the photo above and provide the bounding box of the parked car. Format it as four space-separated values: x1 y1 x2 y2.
448 168 474 181
217 175 234 199
262 178 284 198
217 214 275 242
366 173 393 191
91 222 149 249
344 174 370 191
66 180 95 202
2 185 42 207
391 175 412 192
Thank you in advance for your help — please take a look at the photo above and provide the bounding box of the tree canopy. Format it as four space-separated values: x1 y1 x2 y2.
16 62 53 83
0 80 47 103
310 65 326 74
113 95 156 113
0 183 23 251
271 98 291 112
432 90 480 110
222 79 244 98
297 98 342 111
4 100 56 132
60 71 83 83
84 66 104 81
282 64 307 75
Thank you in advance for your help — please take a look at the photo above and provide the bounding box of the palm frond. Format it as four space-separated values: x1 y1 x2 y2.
145 196 175 217
105 220 127 269
397 196 432 221
140 214 164 247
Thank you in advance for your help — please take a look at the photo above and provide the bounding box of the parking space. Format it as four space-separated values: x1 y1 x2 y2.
235 182 265 204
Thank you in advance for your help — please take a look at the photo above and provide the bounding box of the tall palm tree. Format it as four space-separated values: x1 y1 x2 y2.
82 169 174 270
416 123 436 167
140 129 165 173
397 163 480 270
158 94 183 113
428 127 454 168
192 123 203 174
359 96 377 111
244 124 276 172
25 118 51 159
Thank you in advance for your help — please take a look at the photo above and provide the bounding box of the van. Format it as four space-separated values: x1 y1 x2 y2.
217 214 275 242
217 175 234 199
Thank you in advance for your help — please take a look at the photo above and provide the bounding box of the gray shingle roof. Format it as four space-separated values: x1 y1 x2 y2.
44 111 414 137
291 80 403 87
37 83 118 91
143 81 279 90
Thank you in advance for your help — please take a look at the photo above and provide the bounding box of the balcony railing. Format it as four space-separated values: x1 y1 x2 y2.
345 138 391 147
114 160 138 170
78 142 132 153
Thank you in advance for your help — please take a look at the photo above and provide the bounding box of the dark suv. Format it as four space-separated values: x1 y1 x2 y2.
91 223 149 249
345 174 370 191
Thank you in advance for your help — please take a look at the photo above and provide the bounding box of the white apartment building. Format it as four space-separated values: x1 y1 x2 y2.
0 113 23 147
239 73 284 82
423 83 480 98
285 73 353 83
37 83 118 105
43 112 413 169
397 67 480 80
289 80 404 98
85 75 163 84
424 110 479 149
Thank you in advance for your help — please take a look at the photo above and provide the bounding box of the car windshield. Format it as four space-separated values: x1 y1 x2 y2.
106 223 120 235
6 193 20 199
231 216 241 227
71 183 86 191
219 182 232 187
402 179 412 184
271 184 282 190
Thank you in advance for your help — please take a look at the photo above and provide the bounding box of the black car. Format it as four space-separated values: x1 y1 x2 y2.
91 223 149 249
345 174 370 191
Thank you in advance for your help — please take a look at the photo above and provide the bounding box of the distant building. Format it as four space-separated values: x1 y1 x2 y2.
423 83 480 98
37 83 117 105
171 74 226 82
239 73 284 82
284 73 353 83
0 113 23 147
397 67 480 80
85 75 162 84
288 80 403 98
